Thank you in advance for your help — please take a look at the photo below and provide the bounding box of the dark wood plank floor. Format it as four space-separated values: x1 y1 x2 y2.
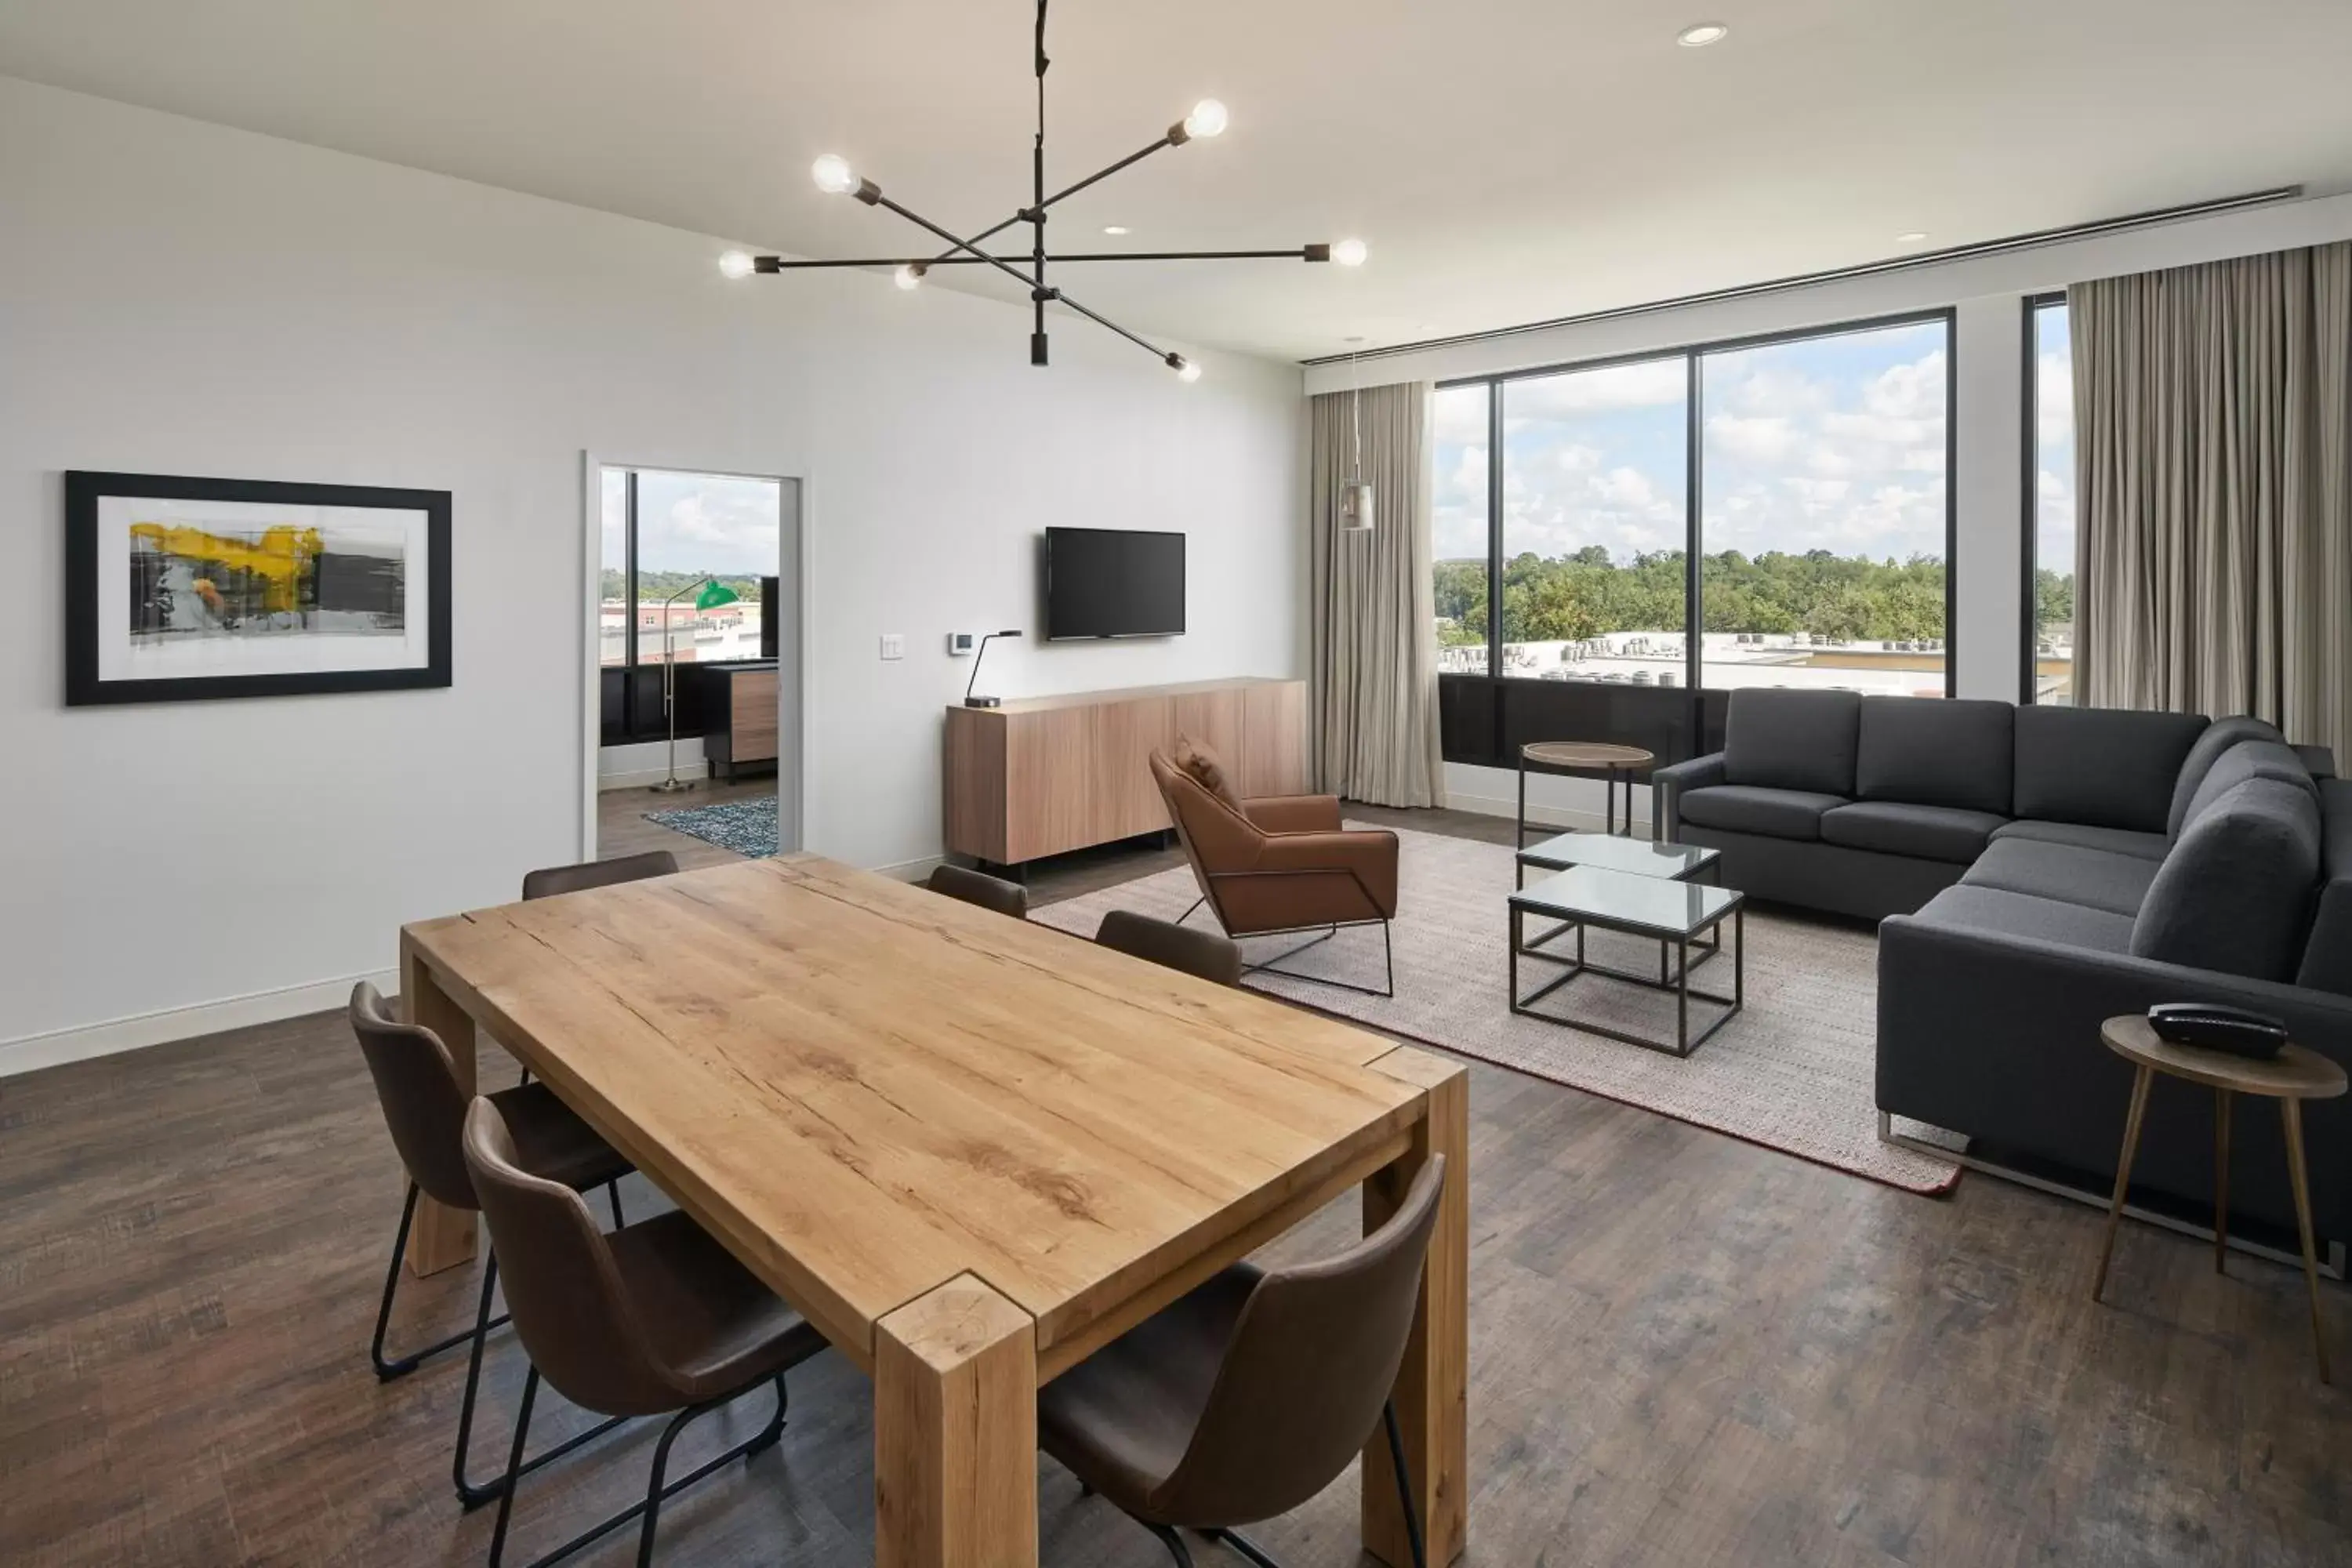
2 806 2346 1566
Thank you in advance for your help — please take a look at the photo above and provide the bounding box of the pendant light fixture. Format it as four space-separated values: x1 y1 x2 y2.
1341 340 1375 533
726 0 1369 378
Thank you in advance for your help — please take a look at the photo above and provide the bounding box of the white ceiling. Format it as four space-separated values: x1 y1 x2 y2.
5 0 2350 362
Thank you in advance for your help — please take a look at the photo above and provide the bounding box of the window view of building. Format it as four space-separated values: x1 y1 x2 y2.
1431 383 1491 674
1432 314 1953 696
1494 357 1689 684
600 468 779 669
1697 318 1950 695
2030 299 2076 703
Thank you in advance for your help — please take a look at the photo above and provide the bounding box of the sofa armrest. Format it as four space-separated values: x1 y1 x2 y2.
1244 794 1345 834
2295 743 2336 781
1250 829 1400 917
1649 752 1727 842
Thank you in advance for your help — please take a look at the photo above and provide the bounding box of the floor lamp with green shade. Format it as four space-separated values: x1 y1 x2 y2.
649 576 741 794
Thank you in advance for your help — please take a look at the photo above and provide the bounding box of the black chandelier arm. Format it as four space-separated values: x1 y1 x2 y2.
865 191 1042 294
754 247 1330 270
1047 290 1171 363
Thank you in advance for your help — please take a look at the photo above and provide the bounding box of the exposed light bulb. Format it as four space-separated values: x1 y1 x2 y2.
1332 238 1370 267
811 154 859 194
717 249 755 280
894 264 924 290
1677 23 1730 47
1183 99 1229 138
1895 230 1929 245
1178 359 1203 383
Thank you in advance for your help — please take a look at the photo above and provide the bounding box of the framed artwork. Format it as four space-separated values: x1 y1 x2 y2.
65 471 452 706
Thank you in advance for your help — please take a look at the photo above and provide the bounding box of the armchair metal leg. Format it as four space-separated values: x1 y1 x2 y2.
1240 920 1395 999
368 1184 510 1381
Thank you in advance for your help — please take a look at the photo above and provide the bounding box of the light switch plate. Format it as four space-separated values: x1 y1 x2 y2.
880 633 906 661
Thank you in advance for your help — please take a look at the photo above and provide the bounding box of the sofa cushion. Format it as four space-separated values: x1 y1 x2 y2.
2296 778 2352 996
2166 716 2285 835
2132 778 2321 982
2180 739 2317 829
1722 689 1860 797
1961 839 2161 917
1907 884 2138 955
1820 801 2005 865
1854 696 2014 815
2012 706 2208 834
1988 818 2173 862
1678 785 1846 842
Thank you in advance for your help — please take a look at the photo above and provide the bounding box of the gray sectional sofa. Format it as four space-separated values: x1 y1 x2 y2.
1653 689 2352 1256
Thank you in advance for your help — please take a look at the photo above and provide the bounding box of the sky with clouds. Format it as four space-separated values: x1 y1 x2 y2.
1434 318 1956 569
2035 302 2077 589
601 468 784 579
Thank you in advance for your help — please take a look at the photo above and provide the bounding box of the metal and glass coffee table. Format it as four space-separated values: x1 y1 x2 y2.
1508 866 1744 1058
1516 829 1726 971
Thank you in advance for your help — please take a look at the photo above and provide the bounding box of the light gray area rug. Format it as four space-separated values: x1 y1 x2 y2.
1035 824 1962 1195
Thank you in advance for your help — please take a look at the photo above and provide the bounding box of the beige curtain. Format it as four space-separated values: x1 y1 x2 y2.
1308 381 1446 807
2072 241 2352 759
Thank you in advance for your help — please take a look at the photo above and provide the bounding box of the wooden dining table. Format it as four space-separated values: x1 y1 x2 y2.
397 855 1468 1566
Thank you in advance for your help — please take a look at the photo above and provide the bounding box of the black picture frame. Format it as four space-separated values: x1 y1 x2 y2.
64 470 453 706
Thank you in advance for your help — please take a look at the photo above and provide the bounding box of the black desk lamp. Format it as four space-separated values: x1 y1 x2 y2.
964 630 1022 708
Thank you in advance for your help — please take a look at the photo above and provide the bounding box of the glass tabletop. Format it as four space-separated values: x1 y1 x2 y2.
1517 830 1719 879
1510 865 1743 938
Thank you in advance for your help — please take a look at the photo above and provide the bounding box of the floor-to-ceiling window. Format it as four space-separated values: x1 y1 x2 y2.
1432 383 1492 675
1697 318 1951 695
601 466 781 741
1432 310 1955 700
2026 296 2075 703
1497 357 1690 686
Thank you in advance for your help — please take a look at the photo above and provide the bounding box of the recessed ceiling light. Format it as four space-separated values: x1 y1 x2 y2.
1895 230 1929 245
1676 22 1730 47
1102 224 1131 236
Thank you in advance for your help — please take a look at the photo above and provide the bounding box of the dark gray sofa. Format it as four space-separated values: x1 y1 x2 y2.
1653 690 2352 1254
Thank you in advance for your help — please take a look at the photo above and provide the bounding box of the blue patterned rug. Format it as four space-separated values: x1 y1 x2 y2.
644 796 778 858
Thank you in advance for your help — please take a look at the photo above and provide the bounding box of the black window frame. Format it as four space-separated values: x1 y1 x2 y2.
1436 306 1960 704
2020 290 2069 704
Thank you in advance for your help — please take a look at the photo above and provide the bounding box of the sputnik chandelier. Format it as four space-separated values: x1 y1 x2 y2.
720 0 1367 380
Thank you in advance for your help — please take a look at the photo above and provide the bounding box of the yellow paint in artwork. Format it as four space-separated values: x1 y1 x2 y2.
130 522 321 615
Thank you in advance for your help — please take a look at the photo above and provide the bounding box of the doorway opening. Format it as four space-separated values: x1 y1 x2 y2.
590 463 802 866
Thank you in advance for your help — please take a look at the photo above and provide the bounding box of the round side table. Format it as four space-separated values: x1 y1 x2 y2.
1519 742 1656 843
2092 1014 2348 1383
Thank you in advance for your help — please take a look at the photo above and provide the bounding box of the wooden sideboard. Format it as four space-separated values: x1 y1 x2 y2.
698 662 779 781
944 677 1308 867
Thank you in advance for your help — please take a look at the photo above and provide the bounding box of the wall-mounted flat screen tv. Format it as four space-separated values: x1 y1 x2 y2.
1044 527 1185 640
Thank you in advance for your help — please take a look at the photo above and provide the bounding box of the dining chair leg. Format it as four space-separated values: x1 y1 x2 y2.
634 1403 699 1568
485 1364 541 1568
369 1184 510 1381
607 1180 626 1229
452 1253 632 1512
1140 1521 1194 1568
1382 1397 1429 1568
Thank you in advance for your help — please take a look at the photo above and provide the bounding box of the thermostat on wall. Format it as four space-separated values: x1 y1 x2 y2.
948 632 977 656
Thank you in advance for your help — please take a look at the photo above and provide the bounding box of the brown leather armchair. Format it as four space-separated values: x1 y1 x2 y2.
1149 750 1399 996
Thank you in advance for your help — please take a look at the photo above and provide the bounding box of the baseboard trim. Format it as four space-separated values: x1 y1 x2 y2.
599 762 712 791
873 853 947 884
1443 787 1654 840
0 968 397 1080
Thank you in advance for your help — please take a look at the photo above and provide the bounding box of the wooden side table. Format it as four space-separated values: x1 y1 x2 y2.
1519 742 1656 843
2091 1014 2348 1382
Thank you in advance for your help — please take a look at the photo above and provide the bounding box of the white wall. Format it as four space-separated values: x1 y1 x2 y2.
0 77 1305 1058
1321 191 2352 827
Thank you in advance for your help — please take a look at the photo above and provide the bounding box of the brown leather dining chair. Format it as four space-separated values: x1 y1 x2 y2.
927 862 1030 919
521 849 680 902
351 983 633 1510
1149 746 1400 996
1040 1155 1447 1568
1095 909 1243 987
463 1097 830 1568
